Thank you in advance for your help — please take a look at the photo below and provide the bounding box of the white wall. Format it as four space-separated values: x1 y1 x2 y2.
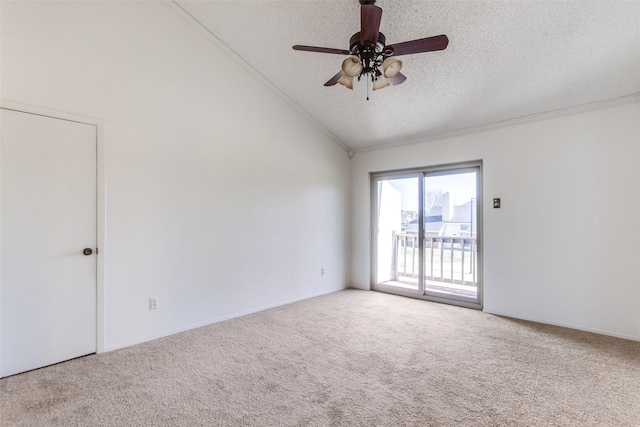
1 1 350 352
352 99 640 341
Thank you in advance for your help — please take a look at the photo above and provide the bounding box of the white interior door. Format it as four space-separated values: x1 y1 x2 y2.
1 108 97 377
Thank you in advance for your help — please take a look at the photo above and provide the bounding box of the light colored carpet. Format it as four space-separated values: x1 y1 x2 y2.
2 289 640 426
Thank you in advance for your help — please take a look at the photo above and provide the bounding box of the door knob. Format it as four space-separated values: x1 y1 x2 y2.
83 248 93 256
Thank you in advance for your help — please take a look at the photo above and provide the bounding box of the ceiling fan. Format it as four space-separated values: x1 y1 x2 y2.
292 0 448 96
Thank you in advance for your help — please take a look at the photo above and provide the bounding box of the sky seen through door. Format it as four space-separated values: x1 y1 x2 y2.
388 172 477 211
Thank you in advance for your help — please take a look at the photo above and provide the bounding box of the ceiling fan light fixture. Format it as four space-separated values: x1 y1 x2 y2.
372 74 390 91
337 74 354 90
382 57 403 78
342 56 364 77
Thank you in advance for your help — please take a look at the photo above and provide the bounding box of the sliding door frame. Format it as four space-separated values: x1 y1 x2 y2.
370 160 483 310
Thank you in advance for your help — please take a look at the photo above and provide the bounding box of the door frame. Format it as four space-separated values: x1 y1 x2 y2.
370 160 483 310
0 99 107 357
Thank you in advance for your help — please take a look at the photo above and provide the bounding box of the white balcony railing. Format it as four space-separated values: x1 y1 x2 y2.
392 233 477 287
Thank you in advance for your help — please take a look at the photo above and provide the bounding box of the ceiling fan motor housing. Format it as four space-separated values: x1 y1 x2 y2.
349 31 386 52
349 32 388 78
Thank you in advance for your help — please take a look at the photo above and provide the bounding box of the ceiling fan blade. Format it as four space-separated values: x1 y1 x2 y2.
293 45 351 55
324 70 345 87
360 4 382 46
386 35 449 56
387 72 407 86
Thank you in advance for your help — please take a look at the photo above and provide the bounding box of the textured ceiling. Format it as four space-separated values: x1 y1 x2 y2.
175 0 640 152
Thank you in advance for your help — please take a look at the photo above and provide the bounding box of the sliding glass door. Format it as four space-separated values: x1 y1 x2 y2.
423 169 479 303
372 163 482 309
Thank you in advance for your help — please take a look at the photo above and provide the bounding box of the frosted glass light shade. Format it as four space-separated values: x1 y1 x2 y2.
373 74 390 91
382 57 403 78
337 74 354 89
342 56 363 77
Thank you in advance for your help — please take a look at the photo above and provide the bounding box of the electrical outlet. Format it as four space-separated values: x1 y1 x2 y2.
321 268 325 276
149 297 159 310
493 198 501 208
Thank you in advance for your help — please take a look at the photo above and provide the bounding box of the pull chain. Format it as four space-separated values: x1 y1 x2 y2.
367 76 370 101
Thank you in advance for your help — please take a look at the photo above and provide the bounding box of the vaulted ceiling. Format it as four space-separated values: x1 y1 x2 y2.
174 1 640 152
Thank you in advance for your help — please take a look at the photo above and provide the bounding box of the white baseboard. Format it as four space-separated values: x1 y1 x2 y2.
103 285 347 353
483 309 640 343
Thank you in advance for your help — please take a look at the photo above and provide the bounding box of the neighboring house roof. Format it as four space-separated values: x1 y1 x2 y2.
401 210 417 225
406 199 477 234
